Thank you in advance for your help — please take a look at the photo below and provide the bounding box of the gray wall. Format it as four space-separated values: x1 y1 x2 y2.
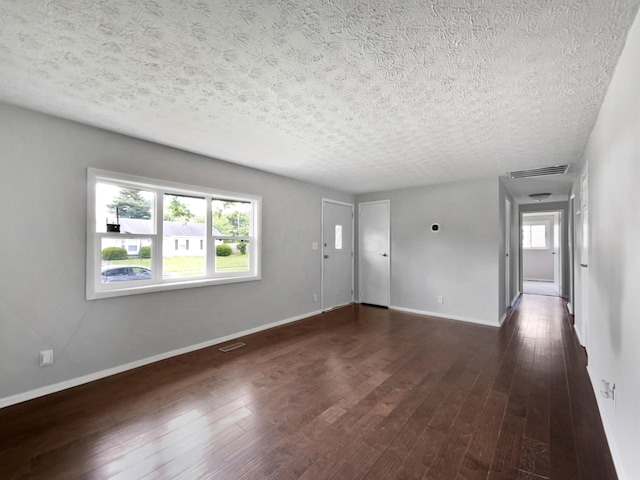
571 8 640 479
0 102 353 403
357 177 502 326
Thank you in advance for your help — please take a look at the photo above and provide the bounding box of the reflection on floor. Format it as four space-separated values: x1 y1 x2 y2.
523 280 558 296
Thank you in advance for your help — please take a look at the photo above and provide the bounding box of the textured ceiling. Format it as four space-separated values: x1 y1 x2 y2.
1 1 639 198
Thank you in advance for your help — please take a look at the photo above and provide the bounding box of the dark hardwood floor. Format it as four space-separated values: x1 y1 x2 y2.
0 295 616 479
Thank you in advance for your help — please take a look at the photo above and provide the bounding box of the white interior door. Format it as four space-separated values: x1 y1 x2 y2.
505 199 511 308
322 200 353 311
359 200 390 307
568 197 575 314
553 212 561 296
579 167 589 349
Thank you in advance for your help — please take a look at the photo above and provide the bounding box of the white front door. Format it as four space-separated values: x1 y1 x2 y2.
359 200 390 307
322 200 354 311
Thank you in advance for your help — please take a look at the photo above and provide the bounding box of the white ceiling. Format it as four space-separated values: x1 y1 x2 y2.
1 1 638 200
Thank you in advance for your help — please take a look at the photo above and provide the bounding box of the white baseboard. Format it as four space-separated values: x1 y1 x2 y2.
389 305 500 328
0 310 321 409
511 291 521 307
574 325 585 347
499 292 522 326
586 366 627 480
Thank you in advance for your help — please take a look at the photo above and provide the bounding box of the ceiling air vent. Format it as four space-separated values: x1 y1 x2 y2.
508 165 570 179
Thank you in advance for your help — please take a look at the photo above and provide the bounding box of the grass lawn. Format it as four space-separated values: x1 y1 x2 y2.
104 254 248 276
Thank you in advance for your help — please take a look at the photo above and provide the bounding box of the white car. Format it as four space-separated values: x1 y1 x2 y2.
101 266 151 283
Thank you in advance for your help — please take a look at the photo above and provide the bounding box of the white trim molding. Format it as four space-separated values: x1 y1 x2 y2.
390 305 500 328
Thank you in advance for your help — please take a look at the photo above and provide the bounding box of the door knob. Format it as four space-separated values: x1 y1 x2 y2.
324 255 329 258
380 253 388 257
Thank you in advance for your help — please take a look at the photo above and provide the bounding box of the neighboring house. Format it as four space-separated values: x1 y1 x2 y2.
112 218 222 257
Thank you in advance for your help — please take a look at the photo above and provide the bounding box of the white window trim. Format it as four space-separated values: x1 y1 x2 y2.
522 220 550 250
87 168 261 300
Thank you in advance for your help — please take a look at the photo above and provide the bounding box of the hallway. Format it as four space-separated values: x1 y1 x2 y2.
523 280 559 296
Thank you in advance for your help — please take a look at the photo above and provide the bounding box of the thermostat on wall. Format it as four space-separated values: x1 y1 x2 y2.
430 223 441 233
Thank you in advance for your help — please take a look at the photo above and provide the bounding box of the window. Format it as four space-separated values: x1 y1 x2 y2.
212 199 252 273
335 225 343 249
522 223 549 249
87 169 261 299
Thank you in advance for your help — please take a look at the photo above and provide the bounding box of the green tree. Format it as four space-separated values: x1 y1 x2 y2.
212 202 250 236
108 188 151 219
164 196 194 225
226 211 249 236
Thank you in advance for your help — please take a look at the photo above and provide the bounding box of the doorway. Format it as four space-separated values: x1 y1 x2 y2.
322 199 354 311
522 211 562 296
358 200 390 307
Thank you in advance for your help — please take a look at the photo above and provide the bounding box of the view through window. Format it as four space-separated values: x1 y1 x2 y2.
88 169 260 299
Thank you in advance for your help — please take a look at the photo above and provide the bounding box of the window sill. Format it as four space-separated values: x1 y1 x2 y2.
87 274 261 300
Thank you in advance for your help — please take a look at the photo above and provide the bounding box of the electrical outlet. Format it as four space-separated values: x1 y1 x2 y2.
600 379 615 401
437 295 444 304
313 294 318 302
40 349 54 366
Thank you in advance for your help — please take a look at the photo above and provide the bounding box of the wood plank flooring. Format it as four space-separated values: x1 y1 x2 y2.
0 295 616 479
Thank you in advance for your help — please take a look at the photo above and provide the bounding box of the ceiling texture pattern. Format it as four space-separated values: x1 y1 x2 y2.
0 0 639 197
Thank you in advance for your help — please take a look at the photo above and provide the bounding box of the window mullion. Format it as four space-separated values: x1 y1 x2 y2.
153 190 163 281
206 196 215 276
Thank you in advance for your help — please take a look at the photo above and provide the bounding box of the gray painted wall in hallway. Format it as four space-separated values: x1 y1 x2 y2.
571 6 640 478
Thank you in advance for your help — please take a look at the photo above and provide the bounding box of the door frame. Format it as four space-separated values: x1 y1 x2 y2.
358 199 391 307
505 198 512 309
321 198 354 311
520 209 564 297
567 195 575 315
578 165 589 350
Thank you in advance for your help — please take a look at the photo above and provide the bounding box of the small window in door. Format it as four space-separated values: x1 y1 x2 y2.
335 225 343 249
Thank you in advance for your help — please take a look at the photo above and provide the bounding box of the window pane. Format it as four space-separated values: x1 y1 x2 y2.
523 224 547 248
531 225 546 248
100 237 152 283
163 194 206 278
335 225 343 249
96 183 154 233
212 200 251 236
215 240 250 273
